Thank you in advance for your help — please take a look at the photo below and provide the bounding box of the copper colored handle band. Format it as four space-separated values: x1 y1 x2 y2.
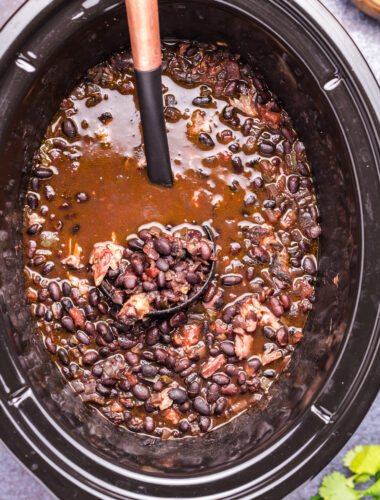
125 0 162 71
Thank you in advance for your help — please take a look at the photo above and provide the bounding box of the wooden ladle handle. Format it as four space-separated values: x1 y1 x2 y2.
125 0 162 71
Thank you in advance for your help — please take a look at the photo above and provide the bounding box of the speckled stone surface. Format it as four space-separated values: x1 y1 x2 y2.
0 1 378 499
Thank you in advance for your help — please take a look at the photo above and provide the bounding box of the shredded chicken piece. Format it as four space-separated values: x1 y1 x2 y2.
229 93 257 117
117 293 152 323
261 350 283 366
235 333 254 360
61 243 84 269
89 242 123 286
28 212 46 225
187 109 212 135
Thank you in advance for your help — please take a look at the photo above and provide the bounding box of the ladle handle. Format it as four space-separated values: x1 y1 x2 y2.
125 0 161 71
125 0 173 186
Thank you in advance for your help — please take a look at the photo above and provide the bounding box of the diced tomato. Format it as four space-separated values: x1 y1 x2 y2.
69 307 85 327
263 110 281 126
183 324 201 352
162 408 181 424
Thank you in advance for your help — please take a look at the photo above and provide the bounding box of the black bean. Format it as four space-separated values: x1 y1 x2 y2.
75 192 89 203
302 256 316 275
224 80 237 96
48 281 61 301
142 281 157 292
179 420 190 433
222 274 242 286
144 416 155 433
215 397 228 415
277 327 288 346
26 240 37 259
118 378 130 392
154 348 167 364
45 310 53 322
128 238 144 251
192 95 211 106
264 199 276 209
174 358 191 373
250 245 270 263
248 357 261 372
232 156 243 173
243 193 257 210
259 142 275 155
46 337 56 354
41 262 55 276
169 311 187 328
58 348 69 366
206 383 220 403
287 175 300 194
30 177 39 191
44 184 55 201
222 105 235 120
132 383 150 400
96 383 111 396
61 316 76 333
83 350 98 365
84 304 96 320
62 282 71 297
263 369 276 378
185 271 199 284
200 241 212 261
141 364 157 378
237 372 247 385
27 224 41 236
242 118 253 136
154 237 171 256
280 293 291 310
253 176 264 189
51 302 63 320
298 161 310 177
203 283 216 303
156 258 169 272
123 274 137 289
198 132 214 148
263 326 276 339
38 289 49 302
62 119 77 139
34 167 53 179
269 297 284 317
212 373 230 385
27 192 39 210
199 416 211 432
76 330 91 345
193 396 210 416
84 321 96 337
146 326 159 345
168 388 188 404
229 142 239 153
157 271 166 288
61 297 73 312
305 224 321 240
188 381 200 398
178 401 190 414
35 303 46 318
131 256 144 275
125 351 139 366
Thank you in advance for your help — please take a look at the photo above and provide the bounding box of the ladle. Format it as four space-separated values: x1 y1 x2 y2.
125 0 173 186
98 225 216 320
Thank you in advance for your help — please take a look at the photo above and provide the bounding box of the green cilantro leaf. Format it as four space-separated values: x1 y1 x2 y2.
350 445 380 475
319 471 358 500
310 495 323 500
364 478 380 496
344 446 365 470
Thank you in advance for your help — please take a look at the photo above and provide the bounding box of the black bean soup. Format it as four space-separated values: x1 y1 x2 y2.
23 41 320 439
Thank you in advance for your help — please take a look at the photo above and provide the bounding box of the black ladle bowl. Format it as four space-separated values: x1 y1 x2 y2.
98 225 216 320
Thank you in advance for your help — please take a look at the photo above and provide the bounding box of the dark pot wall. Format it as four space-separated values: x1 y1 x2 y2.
0 0 378 499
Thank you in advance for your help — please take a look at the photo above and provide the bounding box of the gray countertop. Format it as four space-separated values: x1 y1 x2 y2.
0 0 379 499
